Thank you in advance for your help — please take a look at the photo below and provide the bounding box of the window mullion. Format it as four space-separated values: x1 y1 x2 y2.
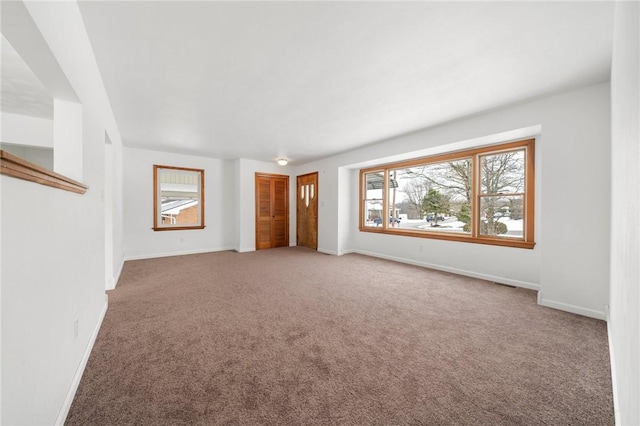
360 171 365 228
383 169 389 230
525 144 535 242
472 154 480 238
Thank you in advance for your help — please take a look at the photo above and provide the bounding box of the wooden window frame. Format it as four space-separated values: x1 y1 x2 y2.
153 165 205 231
359 139 535 249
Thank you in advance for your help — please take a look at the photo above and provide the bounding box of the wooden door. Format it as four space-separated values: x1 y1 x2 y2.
296 172 318 250
255 173 289 250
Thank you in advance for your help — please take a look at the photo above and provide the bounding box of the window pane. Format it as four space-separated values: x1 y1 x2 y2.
389 159 472 234
364 171 384 199
481 150 525 194
479 195 523 238
160 169 200 226
363 200 383 228
155 166 203 229
363 171 384 228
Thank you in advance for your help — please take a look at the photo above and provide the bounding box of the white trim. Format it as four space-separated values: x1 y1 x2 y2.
105 258 125 290
606 308 621 426
317 248 339 256
105 258 125 291
55 294 108 426
124 246 235 261
112 257 125 289
352 249 540 291
235 247 256 253
105 276 115 291
338 249 356 256
538 297 605 320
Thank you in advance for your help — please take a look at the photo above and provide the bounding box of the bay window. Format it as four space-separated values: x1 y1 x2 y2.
359 139 535 249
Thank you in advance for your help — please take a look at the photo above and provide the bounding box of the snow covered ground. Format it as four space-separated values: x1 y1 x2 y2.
398 217 523 236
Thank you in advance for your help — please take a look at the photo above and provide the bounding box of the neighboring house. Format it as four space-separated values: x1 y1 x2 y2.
161 200 199 225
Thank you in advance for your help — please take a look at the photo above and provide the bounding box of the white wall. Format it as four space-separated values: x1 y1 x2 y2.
337 167 355 255
1 1 125 424
111 139 124 284
537 84 611 319
0 111 54 170
123 147 236 259
104 141 114 290
22 0 127 290
1 120 106 424
0 143 53 170
233 159 242 251
123 153 295 256
1 102 109 425
295 82 610 319
122 152 297 257
610 2 640 425
0 112 53 147
53 99 83 181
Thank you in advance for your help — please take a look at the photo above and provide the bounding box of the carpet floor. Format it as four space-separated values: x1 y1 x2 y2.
66 247 614 425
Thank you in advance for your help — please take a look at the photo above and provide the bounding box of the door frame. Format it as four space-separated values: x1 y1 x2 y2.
296 171 319 250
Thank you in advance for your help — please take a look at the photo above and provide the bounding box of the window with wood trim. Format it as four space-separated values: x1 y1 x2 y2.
359 139 535 249
153 165 205 231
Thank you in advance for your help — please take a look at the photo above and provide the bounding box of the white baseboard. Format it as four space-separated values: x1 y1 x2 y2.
319 248 358 256
55 294 108 426
125 246 235 261
606 310 621 426
318 247 356 256
235 247 256 253
538 297 605 320
352 249 540 291
317 248 339 256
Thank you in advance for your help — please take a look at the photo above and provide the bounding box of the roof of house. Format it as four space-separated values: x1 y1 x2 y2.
161 199 198 215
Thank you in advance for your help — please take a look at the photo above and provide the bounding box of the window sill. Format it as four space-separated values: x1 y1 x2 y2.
152 226 205 231
359 227 535 249
0 150 88 194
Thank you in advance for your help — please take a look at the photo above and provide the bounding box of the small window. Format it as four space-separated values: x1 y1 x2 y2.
363 171 385 228
153 165 204 231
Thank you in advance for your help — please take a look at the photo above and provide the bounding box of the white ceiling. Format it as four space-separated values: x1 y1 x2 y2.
1 35 53 120
77 1 614 165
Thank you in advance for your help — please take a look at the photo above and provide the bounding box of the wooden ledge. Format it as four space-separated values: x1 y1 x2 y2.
0 150 88 194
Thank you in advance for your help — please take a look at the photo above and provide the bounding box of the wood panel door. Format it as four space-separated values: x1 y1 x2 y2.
255 173 289 250
296 172 318 250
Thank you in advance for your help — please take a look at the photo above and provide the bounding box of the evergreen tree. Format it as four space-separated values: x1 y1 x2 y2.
423 189 450 226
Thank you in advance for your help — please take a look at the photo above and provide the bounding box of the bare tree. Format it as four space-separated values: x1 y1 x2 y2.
400 159 472 202
426 159 472 202
481 152 524 195
479 152 524 235
395 152 523 235
402 179 430 219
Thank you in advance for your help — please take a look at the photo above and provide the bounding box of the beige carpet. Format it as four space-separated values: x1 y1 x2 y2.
66 247 613 425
